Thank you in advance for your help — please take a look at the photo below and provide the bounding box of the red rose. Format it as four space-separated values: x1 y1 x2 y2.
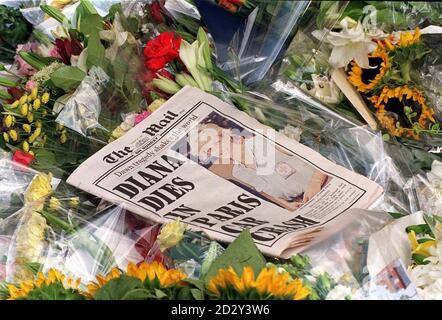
228 0 246 6
149 2 164 24
143 32 182 71
12 150 34 167
218 0 238 12
144 57 167 71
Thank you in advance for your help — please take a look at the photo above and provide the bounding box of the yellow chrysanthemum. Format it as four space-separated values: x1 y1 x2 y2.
157 219 187 252
7 269 81 300
208 266 310 300
86 262 187 297
348 49 390 93
24 173 53 204
370 85 436 138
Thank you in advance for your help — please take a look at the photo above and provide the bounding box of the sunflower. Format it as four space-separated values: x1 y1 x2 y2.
208 266 310 300
7 269 81 300
377 27 422 52
86 262 187 296
347 49 389 93
370 85 436 138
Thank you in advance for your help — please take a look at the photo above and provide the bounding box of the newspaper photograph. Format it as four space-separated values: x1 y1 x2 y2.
67 86 384 258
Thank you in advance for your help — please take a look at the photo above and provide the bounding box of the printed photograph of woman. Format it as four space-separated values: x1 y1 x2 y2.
171 112 331 212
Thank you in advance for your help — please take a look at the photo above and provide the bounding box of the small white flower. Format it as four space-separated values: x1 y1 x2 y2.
325 284 352 300
279 125 303 142
308 74 342 105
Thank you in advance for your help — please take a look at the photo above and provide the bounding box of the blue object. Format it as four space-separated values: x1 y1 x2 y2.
194 0 245 61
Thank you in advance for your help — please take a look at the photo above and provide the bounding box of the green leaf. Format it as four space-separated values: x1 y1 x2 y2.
86 31 105 69
50 66 86 92
203 229 266 284
79 14 103 36
94 275 144 300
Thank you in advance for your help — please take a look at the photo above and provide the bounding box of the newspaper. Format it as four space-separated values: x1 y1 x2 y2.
67 86 384 258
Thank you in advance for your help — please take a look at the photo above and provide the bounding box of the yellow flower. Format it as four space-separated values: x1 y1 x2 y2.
148 99 166 113
4 114 13 128
370 85 436 139
7 268 81 300
408 230 436 257
22 140 29 152
20 103 28 116
60 133 67 144
69 197 80 207
28 134 36 144
36 120 42 128
27 112 34 123
86 267 122 296
42 92 50 104
33 99 41 110
30 87 38 100
11 100 19 108
24 173 52 204
49 197 61 210
157 219 187 252
9 129 18 141
87 262 187 297
23 124 32 133
56 123 64 131
33 127 41 138
397 27 421 48
29 150 34 156
348 49 389 93
13 208 48 282
208 266 310 300
3 132 9 142
19 95 28 105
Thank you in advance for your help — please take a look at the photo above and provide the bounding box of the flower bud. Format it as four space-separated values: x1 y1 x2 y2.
20 103 28 116
33 127 42 138
4 115 13 128
49 197 61 210
27 112 34 123
3 132 9 142
152 76 182 95
9 130 18 142
69 197 80 207
60 133 67 144
19 95 28 105
22 140 30 152
33 99 41 110
42 92 50 104
10 100 19 109
31 87 38 100
23 124 32 133
36 120 42 128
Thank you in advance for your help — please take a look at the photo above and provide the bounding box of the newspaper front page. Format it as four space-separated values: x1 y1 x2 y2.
67 87 384 258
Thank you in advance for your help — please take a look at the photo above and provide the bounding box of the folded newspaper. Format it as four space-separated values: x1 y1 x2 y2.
67 87 384 258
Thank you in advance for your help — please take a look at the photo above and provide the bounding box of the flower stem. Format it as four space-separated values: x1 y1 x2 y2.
400 60 411 83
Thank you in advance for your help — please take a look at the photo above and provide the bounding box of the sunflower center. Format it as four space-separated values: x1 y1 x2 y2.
360 57 383 84
384 97 422 128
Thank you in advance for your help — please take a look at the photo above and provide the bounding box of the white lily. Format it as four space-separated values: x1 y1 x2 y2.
51 24 70 40
179 40 213 91
312 17 377 69
99 13 137 61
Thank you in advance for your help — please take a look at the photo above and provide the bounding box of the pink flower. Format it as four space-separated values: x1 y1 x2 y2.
25 80 37 91
14 42 39 77
135 111 151 125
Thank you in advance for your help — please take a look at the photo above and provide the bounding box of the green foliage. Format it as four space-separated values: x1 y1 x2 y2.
0 5 32 62
50 66 86 92
16 282 86 300
203 229 266 284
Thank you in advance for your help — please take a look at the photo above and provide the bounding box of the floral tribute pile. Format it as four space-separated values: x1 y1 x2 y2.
0 0 441 301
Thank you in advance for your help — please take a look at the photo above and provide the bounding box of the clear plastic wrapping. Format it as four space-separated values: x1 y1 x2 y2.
219 1 312 85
